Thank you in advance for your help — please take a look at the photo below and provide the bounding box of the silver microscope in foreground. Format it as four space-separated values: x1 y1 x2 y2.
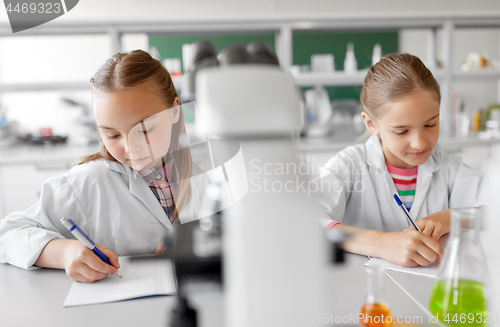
165 42 347 327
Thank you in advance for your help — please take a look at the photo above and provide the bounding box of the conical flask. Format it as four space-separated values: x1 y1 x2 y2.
429 207 490 326
360 266 393 327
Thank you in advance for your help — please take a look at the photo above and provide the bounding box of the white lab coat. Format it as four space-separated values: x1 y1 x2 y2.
0 158 205 270
316 134 486 232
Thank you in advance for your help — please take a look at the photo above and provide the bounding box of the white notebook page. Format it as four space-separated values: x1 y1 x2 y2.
64 257 177 307
364 257 438 278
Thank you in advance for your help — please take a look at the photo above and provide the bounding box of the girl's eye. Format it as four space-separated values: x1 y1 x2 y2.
106 134 120 139
394 130 408 135
141 127 155 134
426 123 437 128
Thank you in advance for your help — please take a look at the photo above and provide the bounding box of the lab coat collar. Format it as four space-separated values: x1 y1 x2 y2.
364 134 441 174
365 134 386 170
418 147 441 175
411 148 441 219
365 135 403 229
365 134 442 220
102 159 175 232
102 159 129 175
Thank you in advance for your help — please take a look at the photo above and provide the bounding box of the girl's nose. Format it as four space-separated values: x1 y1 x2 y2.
123 135 142 154
410 133 427 151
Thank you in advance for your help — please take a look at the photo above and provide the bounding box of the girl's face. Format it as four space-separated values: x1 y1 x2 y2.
93 86 180 171
362 90 440 169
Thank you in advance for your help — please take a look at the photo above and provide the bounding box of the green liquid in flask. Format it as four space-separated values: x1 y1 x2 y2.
429 279 488 326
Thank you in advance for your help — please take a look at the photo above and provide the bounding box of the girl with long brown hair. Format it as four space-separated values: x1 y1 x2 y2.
0 50 199 283
317 53 486 267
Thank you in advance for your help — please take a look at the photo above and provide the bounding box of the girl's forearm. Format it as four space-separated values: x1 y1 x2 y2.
34 239 74 269
332 224 384 258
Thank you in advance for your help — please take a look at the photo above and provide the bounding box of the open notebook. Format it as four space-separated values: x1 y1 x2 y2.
64 257 177 307
364 257 439 278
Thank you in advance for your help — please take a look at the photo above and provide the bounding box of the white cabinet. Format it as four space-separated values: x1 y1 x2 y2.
0 163 69 217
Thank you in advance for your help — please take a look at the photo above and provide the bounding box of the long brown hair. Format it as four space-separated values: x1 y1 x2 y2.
75 50 192 219
360 53 441 121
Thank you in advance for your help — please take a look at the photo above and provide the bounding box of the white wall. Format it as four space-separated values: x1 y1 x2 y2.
0 34 148 135
0 35 110 134
1 0 500 25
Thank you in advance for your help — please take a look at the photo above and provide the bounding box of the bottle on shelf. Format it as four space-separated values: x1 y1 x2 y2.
344 42 357 74
311 53 335 72
456 99 470 138
451 92 458 135
372 44 382 66
472 109 485 133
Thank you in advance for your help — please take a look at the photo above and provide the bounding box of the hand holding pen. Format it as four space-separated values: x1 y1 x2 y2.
388 194 444 266
60 217 122 282
393 194 450 240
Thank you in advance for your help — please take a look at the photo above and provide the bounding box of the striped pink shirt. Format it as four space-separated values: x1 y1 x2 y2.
386 162 418 212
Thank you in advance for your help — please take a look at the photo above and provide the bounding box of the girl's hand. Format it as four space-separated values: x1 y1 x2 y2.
155 242 166 256
62 241 120 283
411 209 450 240
377 230 444 267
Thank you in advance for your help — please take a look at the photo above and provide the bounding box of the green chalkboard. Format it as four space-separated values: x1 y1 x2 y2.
149 30 398 122
293 30 398 100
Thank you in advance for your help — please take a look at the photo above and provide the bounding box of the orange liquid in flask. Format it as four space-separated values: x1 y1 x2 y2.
359 302 393 327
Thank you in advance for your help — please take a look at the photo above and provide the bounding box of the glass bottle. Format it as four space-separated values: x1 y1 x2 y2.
429 207 490 326
360 266 393 327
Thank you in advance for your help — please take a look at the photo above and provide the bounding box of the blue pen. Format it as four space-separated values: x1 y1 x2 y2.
60 217 122 278
393 194 421 232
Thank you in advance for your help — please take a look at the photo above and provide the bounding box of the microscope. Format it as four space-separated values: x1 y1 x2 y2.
164 41 348 327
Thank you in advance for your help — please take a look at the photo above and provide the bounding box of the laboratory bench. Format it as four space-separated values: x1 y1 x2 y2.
0 253 438 327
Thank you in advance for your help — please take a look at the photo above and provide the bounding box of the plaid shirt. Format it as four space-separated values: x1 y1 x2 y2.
135 160 176 223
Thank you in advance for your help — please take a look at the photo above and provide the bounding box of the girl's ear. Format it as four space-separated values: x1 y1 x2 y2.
171 97 181 124
361 112 379 135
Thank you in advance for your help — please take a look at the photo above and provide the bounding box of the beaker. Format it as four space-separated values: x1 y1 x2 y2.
359 266 393 327
429 207 490 326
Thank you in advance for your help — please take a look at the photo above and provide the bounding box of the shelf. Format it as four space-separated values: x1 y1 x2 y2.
0 82 91 93
291 68 448 87
292 70 368 87
291 68 500 88
453 70 500 81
